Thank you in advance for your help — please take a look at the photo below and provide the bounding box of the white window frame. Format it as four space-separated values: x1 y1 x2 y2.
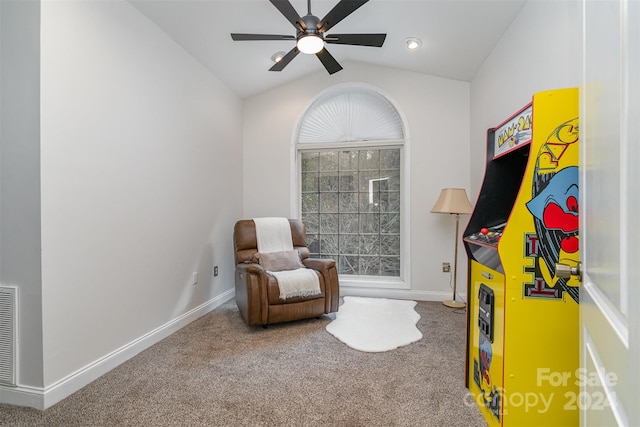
290 84 411 290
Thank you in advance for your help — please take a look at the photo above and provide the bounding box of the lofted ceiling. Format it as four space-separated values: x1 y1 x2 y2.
129 0 527 98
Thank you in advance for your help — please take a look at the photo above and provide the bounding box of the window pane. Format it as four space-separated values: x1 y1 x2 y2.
319 192 338 213
359 256 380 275
320 233 339 254
381 256 400 276
339 213 359 233
301 152 319 171
387 169 401 191
300 148 401 277
319 151 339 171
339 151 358 171
360 213 380 234
381 212 400 234
360 235 380 255
320 213 339 233
339 234 359 255
301 172 318 192
339 255 358 274
302 212 319 233
306 233 319 255
381 234 400 255
380 149 400 170
302 193 319 213
380 191 400 213
339 193 358 213
358 150 380 170
339 171 358 191
319 172 339 192
359 192 379 213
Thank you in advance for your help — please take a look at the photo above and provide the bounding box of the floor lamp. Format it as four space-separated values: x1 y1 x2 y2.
431 188 473 309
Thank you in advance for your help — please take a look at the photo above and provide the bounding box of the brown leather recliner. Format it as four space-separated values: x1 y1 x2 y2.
233 219 340 326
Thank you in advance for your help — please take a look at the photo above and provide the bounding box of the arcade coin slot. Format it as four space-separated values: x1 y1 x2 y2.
478 284 494 342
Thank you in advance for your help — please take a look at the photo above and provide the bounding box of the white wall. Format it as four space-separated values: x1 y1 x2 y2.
0 0 44 389
470 0 582 198
243 62 470 299
38 0 242 398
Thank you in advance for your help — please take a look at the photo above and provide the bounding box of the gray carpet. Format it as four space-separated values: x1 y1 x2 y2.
0 299 486 426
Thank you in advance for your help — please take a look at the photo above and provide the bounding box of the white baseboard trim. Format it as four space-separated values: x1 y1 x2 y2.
0 384 44 409
0 289 235 410
341 286 468 303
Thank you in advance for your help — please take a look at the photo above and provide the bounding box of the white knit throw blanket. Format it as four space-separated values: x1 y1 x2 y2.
270 268 321 300
253 217 320 300
253 217 293 253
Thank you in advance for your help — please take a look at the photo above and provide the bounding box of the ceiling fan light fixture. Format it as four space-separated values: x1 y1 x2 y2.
405 37 422 50
297 34 324 54
271 51 287 63
230 0 384 74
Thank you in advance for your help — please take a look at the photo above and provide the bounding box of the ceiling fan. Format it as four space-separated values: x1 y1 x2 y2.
231 0 386 75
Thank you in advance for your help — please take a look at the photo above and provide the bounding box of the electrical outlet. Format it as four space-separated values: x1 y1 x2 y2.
442 262 451 273
214 266 219 277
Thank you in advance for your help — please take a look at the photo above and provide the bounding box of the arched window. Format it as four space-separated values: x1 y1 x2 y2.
296 84 408 288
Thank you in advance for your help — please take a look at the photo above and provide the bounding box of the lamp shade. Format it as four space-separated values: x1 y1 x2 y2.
431 188 473 215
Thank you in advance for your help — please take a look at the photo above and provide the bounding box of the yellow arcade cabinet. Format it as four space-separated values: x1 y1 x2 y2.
463 88 580 426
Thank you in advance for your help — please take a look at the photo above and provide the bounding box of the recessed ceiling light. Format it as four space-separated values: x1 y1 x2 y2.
271 51 287 63
405 37 422 50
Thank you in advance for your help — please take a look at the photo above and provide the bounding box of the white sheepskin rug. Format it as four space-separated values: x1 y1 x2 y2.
325 296 423 352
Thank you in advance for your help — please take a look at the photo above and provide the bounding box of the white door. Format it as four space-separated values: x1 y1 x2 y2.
580 0 639 425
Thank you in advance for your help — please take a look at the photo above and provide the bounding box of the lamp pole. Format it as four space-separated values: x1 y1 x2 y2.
443 212 465 309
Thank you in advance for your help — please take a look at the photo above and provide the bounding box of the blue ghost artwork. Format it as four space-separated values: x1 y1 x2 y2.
526 166 579 254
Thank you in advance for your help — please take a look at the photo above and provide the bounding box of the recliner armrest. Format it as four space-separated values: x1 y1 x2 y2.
235 263 269 326
302 258 340 313
302 258 335 270
236 261 267 276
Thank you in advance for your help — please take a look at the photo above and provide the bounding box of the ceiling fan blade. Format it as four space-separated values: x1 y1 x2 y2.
317 0 369 33
231 33 296 41
316 48 343 75
269 0 305 31
325 33 386 47
269 47 300 71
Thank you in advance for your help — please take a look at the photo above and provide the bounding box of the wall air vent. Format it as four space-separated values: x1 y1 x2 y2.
0 287 17 386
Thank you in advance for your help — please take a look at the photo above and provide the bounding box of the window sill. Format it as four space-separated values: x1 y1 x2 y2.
339 276 410 290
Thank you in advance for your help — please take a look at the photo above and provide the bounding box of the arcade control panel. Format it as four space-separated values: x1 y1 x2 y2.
465 223 506 246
